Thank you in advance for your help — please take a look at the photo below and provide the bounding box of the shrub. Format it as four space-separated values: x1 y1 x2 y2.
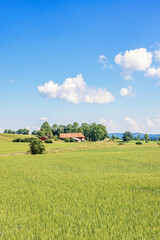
157 142 160 145
45 139 53 143
65 138 70 142
12 137 35 143
29 139 45 154
12 138 22 142
135 141 142 145
70 138 76 142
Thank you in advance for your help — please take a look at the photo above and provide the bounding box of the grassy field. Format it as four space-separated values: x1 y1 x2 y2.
0 137 160 239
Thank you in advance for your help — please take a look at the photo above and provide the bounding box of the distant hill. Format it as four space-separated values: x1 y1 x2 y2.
108 133 160 140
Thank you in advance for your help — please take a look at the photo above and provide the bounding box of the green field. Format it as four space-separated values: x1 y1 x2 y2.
0 136 160 239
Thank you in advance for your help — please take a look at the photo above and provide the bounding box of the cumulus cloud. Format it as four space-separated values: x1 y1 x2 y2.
99 118 118 132
40 117 48 121
125 117 140 132
145 67 160 78
115 48 152 79
120 86 135 97
0 128 3 133
38 74 115 104
145 117 155 128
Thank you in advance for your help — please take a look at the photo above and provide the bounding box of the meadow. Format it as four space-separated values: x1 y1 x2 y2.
0 134 160 239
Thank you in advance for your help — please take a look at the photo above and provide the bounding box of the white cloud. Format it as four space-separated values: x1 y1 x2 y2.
38 74 115 104
98 55 113 69
0 128 3 133
125 117 140 132
115 48 152 79
120 86 135 97
145 67 160 78
154 50 160 62
98 55 108 68
145 117 155 128
99 118 118 132
9 80 14 83
40 117 48 121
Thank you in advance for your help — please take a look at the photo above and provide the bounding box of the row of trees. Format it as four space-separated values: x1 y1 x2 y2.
4 128 29 135
122 132 160 142
34 122 109 142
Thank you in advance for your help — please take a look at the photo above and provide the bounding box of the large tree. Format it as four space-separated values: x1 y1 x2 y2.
122 131 133 142
40 122 53 138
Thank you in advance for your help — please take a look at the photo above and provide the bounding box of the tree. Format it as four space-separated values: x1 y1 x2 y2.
31 130 37 135
29 139 45 155
111 135 116 141
72 122 79 133
4 129 8 133
40 122 53 138
122 131 133 142
158 137 160 141
144 134 149 142
90 123 108 141
16 129 29 135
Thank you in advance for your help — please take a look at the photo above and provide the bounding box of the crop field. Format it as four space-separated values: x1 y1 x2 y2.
0 139 160 239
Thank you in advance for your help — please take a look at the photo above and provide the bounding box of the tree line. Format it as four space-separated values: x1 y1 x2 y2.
34 122 109 142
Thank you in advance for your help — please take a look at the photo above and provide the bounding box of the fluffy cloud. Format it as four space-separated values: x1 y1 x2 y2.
154 50 160 62
145 67 160 78
120 86 135 97
125 117 140 132
40 117 48 121
145 117 155 128
99 118 118 132
0 128 3 133
115 48 152 79
38 74 115 104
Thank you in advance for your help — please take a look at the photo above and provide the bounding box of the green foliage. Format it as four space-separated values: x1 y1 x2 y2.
45 139 53 143
39 122 53 138
12 137 35 143
4 129 15 134
29 139 45 154
135 141 143 145
70 138 76 142
144 134 149 142
122 131 134 142
16 128 29 135
89 123 108 141
64 138 70 142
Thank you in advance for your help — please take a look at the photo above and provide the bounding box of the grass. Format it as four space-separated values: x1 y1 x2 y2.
0 140 160 239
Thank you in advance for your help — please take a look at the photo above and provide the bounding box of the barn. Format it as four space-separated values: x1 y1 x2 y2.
59 133 85 142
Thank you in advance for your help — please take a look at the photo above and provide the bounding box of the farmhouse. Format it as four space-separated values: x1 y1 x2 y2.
59 133 85 142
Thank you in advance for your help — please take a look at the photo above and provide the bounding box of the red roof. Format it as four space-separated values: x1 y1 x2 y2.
59 133 85 139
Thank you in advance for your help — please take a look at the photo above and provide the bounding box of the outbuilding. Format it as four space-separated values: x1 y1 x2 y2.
59 133 85 142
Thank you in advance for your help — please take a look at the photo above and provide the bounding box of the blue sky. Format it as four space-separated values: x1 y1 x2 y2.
0 0 160 133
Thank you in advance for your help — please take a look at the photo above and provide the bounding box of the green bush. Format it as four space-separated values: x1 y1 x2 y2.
135 141 142 145
29 139 45 154
12 138 22 142
70 138 76 142
12 137 35 143
65 138 70 142
157 142 160 145
45 139 53 143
